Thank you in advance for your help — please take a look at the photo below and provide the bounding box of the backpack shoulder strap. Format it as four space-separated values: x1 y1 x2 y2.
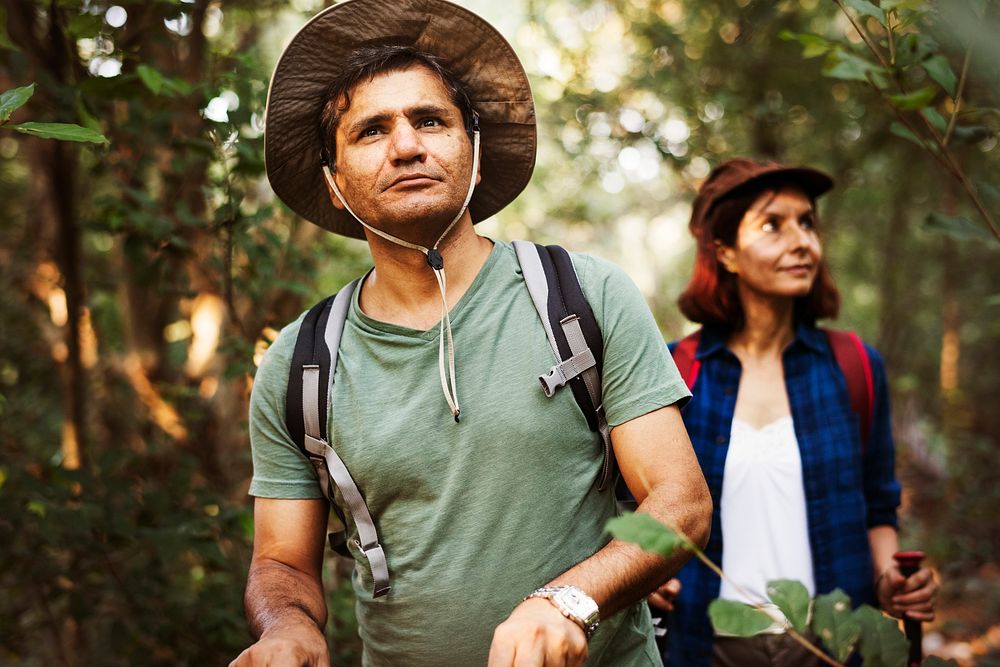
512 240 612 491
823 329 874 452
284 279 391 598
671 331 702 390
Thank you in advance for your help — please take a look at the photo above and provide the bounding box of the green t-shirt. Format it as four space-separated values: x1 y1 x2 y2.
249 240 690 666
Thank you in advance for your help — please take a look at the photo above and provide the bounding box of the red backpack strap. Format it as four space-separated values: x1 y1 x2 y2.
824 329 874 452
671 331 702 390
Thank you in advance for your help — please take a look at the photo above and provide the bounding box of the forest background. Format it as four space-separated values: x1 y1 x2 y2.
1 0 997 665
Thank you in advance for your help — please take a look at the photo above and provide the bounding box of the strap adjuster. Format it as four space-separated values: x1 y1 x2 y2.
358 541 391 598
538 347 598 398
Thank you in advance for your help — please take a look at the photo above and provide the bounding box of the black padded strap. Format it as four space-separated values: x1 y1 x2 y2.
285 295 335 455
535 244 604 432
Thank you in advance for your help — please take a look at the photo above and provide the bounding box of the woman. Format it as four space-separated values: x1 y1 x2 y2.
657 158 937 666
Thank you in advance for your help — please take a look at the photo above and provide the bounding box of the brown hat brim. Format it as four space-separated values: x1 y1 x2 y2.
264 0 537 239
691 159 835 234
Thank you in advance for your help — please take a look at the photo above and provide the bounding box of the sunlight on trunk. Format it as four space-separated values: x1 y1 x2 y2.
185 293 225 377
124 355 189 441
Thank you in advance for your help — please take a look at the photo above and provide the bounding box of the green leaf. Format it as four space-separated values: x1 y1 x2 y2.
164 77 193 97
137 64 165 95
766 579 811 633
7 122 108 144
882 0 928 10
889 122 927 148
823 50 878 83
923 55 958 97
27 499 46 517
974 179 1000 209
853 605 909 667
0 84 35 123
812 589 860 663
888 86 936 110
778 31 832 58
605 513 688 558
66 12 103 39
923 212 994 241
845 0 886 24
923 108 948 134
951 125 994 144
708 599 774 637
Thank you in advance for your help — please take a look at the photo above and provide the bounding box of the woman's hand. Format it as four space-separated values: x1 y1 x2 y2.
647 578 681 613
875 565 938 622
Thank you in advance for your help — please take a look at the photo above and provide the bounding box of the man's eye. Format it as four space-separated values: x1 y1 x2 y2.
361 127 381 138
419 118 442 128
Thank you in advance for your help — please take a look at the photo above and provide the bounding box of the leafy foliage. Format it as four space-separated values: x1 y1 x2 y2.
707 599 775 637
854 604 910 667
606 512 689 558
766 579 811 634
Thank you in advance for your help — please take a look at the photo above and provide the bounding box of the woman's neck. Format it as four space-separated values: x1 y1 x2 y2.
728 287 796 359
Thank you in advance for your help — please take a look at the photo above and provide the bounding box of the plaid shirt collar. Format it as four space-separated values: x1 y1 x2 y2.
696 321 828 359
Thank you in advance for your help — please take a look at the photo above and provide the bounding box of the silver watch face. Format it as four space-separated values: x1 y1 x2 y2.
553 586 599 623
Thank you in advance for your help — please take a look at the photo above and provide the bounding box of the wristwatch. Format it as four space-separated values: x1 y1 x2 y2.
525 585 600 638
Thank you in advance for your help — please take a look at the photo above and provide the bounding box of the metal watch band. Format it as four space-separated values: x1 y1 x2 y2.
525 585 600 638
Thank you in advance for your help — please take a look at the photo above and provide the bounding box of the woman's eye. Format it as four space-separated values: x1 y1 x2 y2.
800 217 815 230
762 218 779 232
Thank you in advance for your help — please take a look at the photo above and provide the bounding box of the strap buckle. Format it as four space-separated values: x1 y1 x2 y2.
539 347 598 398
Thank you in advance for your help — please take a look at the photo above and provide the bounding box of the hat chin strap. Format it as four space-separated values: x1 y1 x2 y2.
321 129 481 423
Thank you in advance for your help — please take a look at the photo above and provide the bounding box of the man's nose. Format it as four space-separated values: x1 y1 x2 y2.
388 123 426 163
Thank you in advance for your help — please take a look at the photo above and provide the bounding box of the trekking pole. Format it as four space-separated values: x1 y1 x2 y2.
893 550 926 667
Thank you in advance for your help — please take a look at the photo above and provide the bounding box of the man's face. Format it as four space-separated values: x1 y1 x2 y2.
327 65 480 234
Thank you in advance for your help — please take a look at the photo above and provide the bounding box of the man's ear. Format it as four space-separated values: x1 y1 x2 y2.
322 165 346 211
715 240 738 274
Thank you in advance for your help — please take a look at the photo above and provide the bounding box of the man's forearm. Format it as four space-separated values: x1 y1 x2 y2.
245 558 328 639
548 482 711 618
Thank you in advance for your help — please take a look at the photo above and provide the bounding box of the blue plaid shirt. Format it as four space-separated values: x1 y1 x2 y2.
664 323 900 666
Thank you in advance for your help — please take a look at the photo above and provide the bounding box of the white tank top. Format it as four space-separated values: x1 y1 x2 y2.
719 416 815 626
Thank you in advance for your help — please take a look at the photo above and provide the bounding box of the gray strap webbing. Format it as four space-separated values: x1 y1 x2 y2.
562 316 604 415
512 240 559 357
306 433 390 597
301 279 390 597
539 316 597 397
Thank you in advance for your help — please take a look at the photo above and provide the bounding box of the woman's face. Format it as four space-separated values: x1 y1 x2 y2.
716 185 822 300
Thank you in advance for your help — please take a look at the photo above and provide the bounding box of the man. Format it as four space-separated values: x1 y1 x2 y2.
232 1 711 665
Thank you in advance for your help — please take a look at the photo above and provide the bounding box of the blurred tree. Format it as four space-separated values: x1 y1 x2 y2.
0 0 367 663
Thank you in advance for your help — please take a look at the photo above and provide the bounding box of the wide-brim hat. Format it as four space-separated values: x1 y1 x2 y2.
690 157 834 236
264 0 537 239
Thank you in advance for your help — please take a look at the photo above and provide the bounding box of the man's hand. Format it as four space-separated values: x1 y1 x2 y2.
875 565 938 622
487 597 588 667
229 620 329 667
648 578 681 613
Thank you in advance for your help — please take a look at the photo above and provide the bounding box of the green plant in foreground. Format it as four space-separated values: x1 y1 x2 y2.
1 83 108 144
607 513 958 667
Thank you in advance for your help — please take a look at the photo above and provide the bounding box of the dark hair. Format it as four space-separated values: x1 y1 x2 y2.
318 45 477 164
677 178 840 331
